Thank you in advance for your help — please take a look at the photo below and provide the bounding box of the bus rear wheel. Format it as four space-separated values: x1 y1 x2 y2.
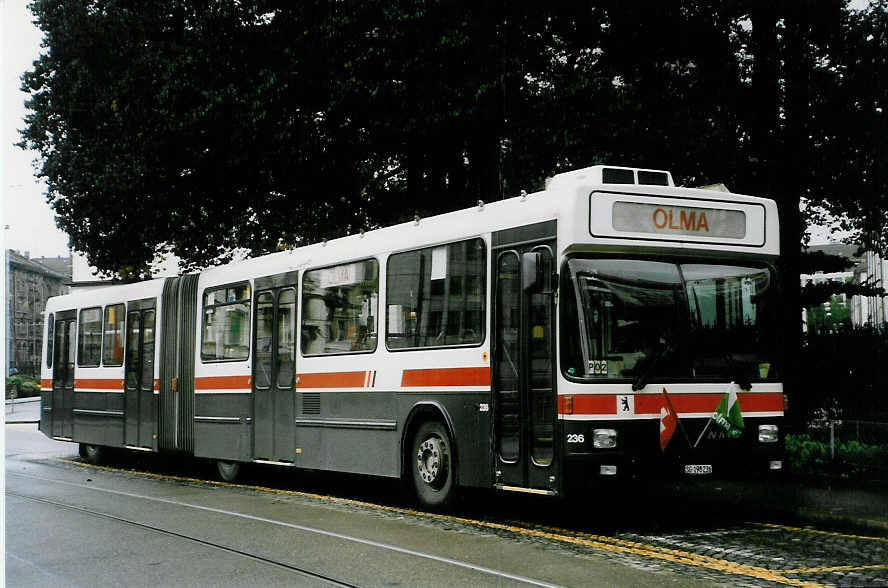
216 460 241 482
79 443 104 465
410 421 455 510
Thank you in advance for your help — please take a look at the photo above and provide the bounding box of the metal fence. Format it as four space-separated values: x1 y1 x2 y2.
807 419 888 449
800 419 888 482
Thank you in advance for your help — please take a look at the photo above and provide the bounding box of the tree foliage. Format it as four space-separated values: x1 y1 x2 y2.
18 1 888 279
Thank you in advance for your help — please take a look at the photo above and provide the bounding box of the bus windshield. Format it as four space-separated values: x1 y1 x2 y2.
561 258 779 384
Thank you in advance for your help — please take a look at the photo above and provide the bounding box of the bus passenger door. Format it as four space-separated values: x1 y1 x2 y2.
252 287 296 462
124 305 156 449
493 244 556 493
51 312 76 439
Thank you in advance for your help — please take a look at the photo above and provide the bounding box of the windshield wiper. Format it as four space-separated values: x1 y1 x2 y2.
632 341 673 391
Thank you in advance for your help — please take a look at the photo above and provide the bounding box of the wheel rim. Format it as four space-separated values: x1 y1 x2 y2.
416 435 448 489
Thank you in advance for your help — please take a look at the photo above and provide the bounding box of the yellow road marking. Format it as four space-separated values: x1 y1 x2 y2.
57 458 832 587
776 564 888 574
752 522 888 543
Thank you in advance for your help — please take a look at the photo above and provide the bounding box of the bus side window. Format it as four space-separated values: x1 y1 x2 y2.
386 238 486 350
301 259 379 356
46 313 54 368
77 307 102 367
102 303 125 366
201 283 252 362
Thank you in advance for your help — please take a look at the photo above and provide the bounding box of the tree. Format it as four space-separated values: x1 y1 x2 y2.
20 1 388 275
812 2 888 254
18 1 888 282
806 294 852 333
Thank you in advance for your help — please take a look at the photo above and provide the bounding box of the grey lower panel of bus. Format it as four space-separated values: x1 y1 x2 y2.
194 393 253 461
71 391 125 446
191 389 491 487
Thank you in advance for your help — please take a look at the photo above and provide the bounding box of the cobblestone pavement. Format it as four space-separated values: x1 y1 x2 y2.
482 485 888 587
610 523 888 586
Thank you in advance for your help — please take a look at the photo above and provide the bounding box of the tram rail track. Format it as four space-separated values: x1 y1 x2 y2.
7 490 358 588
6 470 562 588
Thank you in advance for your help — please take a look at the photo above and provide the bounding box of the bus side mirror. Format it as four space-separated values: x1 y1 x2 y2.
522 252 545 292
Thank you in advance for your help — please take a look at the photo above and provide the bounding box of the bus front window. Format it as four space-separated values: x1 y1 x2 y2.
566 259 685 380
562 258 778 384
682 264 777 382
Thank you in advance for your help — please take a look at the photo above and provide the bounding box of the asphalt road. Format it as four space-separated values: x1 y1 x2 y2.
5 424 888 587
6 425 715 587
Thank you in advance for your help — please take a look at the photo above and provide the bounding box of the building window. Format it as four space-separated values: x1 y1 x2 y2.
386 238 486 350
102 303 125 366
302 259 379 355
77 307 102 367
201 283 251 361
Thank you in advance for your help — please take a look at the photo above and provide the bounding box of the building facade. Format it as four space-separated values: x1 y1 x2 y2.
853 250 888 328
6 250 70 376
801 243 888 332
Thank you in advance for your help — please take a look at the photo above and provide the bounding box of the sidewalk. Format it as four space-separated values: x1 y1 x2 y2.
5 396 41 424
783 480 888 534
706 477 888 535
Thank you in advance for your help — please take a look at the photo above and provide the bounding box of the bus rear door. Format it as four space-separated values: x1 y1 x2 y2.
124 299 156 450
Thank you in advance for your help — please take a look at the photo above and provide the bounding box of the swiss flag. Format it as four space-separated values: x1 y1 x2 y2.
659 387 678 451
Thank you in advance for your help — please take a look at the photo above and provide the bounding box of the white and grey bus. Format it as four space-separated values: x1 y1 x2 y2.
40 164 784 508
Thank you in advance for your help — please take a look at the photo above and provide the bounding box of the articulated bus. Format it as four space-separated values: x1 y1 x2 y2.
39 165 784 508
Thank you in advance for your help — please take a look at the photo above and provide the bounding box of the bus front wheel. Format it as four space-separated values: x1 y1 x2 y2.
410 420 455 510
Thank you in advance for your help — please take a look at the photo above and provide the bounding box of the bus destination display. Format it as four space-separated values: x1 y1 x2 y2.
612 201 747 239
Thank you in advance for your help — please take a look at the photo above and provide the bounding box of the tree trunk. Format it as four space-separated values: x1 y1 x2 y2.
749 2 779 196
752 3 807 428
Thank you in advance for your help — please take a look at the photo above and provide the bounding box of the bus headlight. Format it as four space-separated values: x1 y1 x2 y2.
593 429 617 449
758 424 779 443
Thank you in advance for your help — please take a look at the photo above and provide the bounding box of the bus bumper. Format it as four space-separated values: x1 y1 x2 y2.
561 420 785 491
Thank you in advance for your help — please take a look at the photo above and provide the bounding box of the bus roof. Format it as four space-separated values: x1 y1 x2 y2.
45 165 779 311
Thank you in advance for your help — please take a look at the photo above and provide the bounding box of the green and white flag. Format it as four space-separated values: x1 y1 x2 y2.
712 381 745 438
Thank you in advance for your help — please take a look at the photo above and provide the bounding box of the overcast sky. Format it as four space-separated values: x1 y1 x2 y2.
2 1 850 262
3 0 70 258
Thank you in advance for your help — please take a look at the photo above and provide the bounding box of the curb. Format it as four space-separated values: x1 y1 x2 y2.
762 483 888 537
786 506 888 537
5 397 41 405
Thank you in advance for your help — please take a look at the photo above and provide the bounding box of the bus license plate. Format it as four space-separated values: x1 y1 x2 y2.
684 464 713 475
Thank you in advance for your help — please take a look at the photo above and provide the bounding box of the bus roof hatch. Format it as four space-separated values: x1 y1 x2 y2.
546 165 674 192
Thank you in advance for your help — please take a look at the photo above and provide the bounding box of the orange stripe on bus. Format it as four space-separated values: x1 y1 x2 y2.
194 375 251 390
401 367 490 387
295 371 367 388
73 378 125 390
634 393 720 414
559 392 784 416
